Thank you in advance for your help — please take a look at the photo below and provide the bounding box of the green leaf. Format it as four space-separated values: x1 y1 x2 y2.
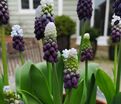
0 76 4 104
86 74 97 104
56 54 64 101
30 64 53 104
69 80 84 104
52 63 61 104
111 93 121 104
96 69 115 104
18 89 43 104
15 61 34 93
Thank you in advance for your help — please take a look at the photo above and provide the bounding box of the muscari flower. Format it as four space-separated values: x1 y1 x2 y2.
0 0 9 25
77 0 93 20
113 0 121 17
62 48 80 89
11 25 25 52
43 22 58 63
81 33 93 62
34 0 54 40
3 86 24 104
111 26 121 43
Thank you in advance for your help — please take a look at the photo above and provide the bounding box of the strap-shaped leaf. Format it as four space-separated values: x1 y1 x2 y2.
96 69 115 104
30 65 54 104
70 80 84 104
0 76 4 104
111 93 121 104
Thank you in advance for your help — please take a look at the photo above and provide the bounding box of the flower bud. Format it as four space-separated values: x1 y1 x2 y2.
81 33 93 61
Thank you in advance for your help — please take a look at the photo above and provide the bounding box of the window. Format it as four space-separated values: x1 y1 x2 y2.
21 0 40 10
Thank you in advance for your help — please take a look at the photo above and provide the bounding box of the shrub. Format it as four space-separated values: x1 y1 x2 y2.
55 15 76 37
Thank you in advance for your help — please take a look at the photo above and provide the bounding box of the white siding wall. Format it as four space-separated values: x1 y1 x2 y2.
63 0 78 21
8 0 58 37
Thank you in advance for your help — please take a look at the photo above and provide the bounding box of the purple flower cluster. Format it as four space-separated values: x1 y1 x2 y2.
0 0 9 25
34 14 54 40
12 36 25 52
77 0 93 20
113 0 121 17
43 36 58 63
64 69 80 89
81 48 93 62
111 26 121 43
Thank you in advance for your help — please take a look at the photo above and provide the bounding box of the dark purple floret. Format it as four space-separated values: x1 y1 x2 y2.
81 48 93 62
64 70 80 89
43 36 58 63
113 0 121 17
111 26 121 43
34 14 54 40
0 0 9 25
77 0 93 20
12 36 25 52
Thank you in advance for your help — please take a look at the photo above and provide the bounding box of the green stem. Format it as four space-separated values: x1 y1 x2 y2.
116 42 121 94
64 90 72 104
19 52 25 65
1 26 9 85
47 62 52 93
114 45 118 87
78 21 88 62
85 60 88 88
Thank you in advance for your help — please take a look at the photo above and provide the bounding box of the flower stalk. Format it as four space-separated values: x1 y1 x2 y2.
19 52 25 65
1 26 9 85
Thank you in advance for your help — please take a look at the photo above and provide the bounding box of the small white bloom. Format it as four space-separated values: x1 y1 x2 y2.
111 14 121 27
84 33 90 40
41 0 54 7
11 25 23 37
62 49 70 59
44 22 57 37
3 86 11 93
68 48 77 58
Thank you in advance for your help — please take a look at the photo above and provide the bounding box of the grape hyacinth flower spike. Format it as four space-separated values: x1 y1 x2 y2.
81 33 93 62
111 14 121 43
34 0 54 40
43 22 58 63
0 0 9 25
11 25 25 52
77 0 93 20
113 0 121 17
3 86 24 104
62 48 80 89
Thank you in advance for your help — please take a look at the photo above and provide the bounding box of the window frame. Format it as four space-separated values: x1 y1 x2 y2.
18 0 38 14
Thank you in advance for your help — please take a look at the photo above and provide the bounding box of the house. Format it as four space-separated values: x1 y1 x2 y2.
8 0 112 46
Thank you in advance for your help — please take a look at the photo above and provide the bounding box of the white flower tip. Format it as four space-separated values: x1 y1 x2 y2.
44 22 57 37
11 25 23 37
84 33 90 40
35 5 42 17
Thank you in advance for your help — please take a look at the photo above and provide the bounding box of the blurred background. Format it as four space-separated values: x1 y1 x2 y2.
0 0 115 78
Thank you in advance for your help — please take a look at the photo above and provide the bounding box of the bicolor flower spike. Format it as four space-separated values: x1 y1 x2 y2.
0 0 9 25
11 25 25 52
77 0 93 20
43 22 58 63
81 33 93 62
62 48 80 89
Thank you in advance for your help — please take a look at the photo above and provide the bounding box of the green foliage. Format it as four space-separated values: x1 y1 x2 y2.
55 15 76 36
96 69 115 104
0 76 4 104
111 93 121 104
0 24 11 36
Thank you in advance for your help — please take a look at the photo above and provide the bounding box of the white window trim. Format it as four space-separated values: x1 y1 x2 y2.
18 0 36 14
